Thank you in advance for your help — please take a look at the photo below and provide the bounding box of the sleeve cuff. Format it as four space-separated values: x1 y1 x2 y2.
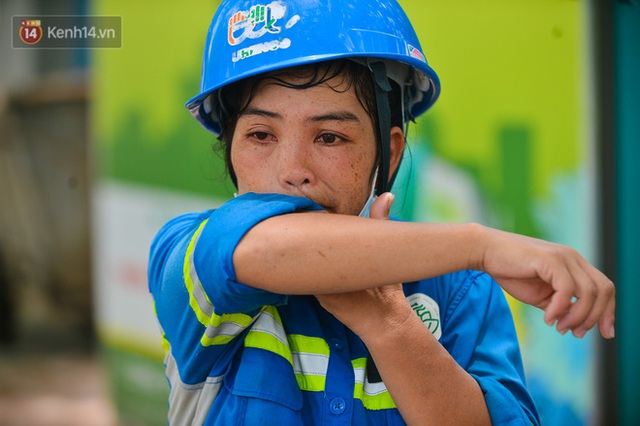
472 374 540 426
194 193 324 314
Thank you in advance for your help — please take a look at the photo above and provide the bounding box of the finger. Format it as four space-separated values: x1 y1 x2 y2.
554 258 599 335
541 261 577 327
567 262 616 338
573 261 616 339
582 261 616 339
544 289 573 329
369 192 394 220
597 286 616 339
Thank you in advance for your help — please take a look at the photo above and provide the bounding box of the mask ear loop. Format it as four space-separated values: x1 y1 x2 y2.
358 166 379 217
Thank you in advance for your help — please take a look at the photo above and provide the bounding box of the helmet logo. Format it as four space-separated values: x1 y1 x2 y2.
228 3 281 46
228 1 300 63
407 44 426 63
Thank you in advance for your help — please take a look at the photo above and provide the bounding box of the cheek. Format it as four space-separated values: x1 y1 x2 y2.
230 143 266 190
334 155 377 202
323 152 370 182
351 150 377 186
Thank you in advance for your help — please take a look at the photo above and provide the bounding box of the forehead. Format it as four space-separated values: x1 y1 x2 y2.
242 80 371 129
253 72 356 102
240 62 376 118
252 63 358 97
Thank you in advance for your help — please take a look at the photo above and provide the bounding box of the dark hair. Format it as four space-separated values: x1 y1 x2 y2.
213 59 402 187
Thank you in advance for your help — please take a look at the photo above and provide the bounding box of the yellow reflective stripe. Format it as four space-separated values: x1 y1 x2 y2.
289 334 330 392
152 301 171 356
201 313 255 346
183 219 213 326
352 357 367 373
183 218 253 346
352 357 397 410
294 370 326 392
243 309 332 393
245 307 294 365
161 334 170 355
288 334 330 356
359 384 396 411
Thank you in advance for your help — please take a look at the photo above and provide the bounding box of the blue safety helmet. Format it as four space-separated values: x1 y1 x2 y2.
186 0 441 194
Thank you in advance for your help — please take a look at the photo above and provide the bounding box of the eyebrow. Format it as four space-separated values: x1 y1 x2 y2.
240 107 281 119
240 107 361 123
308 111 361 123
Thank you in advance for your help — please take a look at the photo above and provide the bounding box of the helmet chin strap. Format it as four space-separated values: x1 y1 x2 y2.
369 61 392 196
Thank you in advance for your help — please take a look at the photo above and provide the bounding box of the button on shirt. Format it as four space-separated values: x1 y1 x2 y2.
330 398 346 415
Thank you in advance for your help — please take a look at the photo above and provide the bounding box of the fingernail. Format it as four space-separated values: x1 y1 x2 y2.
610 325 615 339
387 193 395 210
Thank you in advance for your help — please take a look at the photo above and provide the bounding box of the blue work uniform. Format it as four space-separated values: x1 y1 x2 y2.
148 192 540 425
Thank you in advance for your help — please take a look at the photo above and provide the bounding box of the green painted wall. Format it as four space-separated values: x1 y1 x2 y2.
398 2 596 423
92 0 232 198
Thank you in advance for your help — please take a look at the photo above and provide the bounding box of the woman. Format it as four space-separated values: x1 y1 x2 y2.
149 1 615 424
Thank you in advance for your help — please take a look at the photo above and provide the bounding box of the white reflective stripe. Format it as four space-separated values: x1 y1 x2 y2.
204 318 248 340
354 364 366 385
250 309 288 346
244 308 295 364
187 221 214 321
292 351 329 377
246 310 330 392
165 350 223 426
353 363 390 396
363 378 389 397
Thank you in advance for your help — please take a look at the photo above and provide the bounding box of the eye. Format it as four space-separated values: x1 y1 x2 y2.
248 131 274 142
252 132 269 140
316 133 339 144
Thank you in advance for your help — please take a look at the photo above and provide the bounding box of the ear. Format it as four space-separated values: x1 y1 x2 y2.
388 126 406 180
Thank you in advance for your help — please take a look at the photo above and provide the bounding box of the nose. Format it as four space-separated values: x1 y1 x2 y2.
277 140 315 190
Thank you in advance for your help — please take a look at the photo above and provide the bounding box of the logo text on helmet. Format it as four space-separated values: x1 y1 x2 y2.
228 1 287 46
227 1 299 63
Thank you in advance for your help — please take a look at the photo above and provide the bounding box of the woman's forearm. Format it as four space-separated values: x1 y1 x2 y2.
233 210 616 339
233 212 482 294
363 303 492 425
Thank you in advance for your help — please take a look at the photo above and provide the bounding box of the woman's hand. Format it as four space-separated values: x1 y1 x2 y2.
477 226 616 339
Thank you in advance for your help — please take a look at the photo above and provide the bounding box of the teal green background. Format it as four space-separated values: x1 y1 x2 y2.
614 2 640 424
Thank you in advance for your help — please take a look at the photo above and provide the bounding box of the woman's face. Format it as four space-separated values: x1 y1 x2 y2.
231 75 379 215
